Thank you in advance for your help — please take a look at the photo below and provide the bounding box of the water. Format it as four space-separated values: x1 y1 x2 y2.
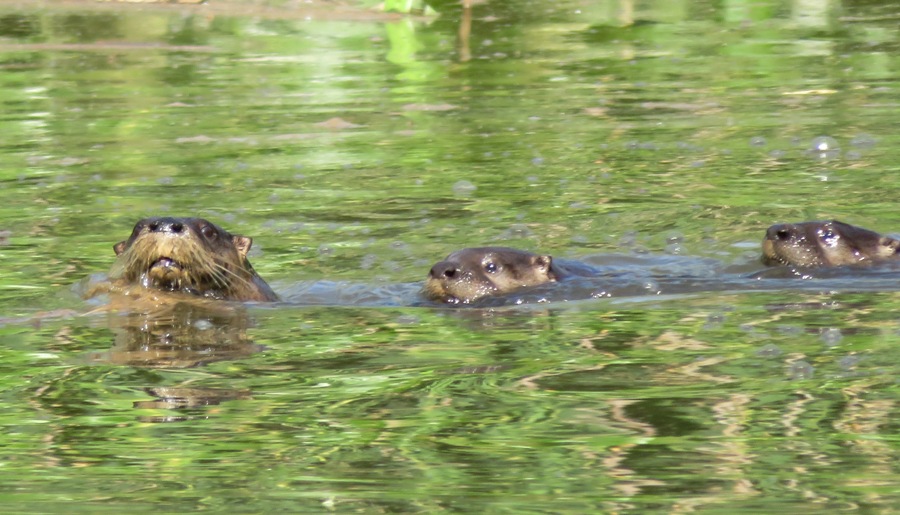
1 0 900 512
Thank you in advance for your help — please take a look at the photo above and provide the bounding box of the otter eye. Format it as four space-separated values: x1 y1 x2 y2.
817 227 838 246
200 224 217 240
484 261 498 273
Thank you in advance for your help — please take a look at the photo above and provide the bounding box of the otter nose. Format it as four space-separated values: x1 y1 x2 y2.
766 224 795 242
147 218 185 234
430 261 460 280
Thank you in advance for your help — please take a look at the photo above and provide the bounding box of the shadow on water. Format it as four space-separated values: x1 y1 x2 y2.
134 386 253 423
83 300 263 369
49 298 265 422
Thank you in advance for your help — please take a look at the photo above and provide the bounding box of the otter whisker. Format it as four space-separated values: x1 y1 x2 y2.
210 260 257 289
103 217 278 302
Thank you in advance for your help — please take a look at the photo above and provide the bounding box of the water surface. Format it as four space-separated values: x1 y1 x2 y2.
1 0 899 512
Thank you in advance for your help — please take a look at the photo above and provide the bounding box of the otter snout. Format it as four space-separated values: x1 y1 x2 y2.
147 218 186 234
429 260 460 280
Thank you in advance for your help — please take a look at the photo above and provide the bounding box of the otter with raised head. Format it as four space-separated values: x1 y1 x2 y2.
762 220 900 268
103 217 277 302
424 247 581 304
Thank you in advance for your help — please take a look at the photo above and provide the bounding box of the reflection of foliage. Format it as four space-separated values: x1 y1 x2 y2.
380 0 435 15
51 13 123 41
1 1 900 510
5 290 900 510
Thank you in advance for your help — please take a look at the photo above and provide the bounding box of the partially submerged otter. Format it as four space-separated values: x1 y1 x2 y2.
762 220 900 268
103 217 277 302
424 247 588 304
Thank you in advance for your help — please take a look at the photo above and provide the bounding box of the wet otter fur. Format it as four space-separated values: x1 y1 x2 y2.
762 220 900 268
424 246 576 304
105 217 277 302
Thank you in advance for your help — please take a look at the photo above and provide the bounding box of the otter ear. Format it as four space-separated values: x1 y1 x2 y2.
533 255 556 279
113 241 127 256
233 235 253 258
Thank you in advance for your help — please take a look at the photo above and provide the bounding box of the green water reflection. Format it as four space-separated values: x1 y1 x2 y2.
0 0 899 512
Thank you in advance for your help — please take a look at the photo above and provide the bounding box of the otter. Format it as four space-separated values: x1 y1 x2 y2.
762 220 900 268
424 247 577 304
101 217 277 302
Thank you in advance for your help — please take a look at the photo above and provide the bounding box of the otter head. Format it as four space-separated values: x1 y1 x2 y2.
109 217 271 300
423 247 558 304
762 220 900 267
